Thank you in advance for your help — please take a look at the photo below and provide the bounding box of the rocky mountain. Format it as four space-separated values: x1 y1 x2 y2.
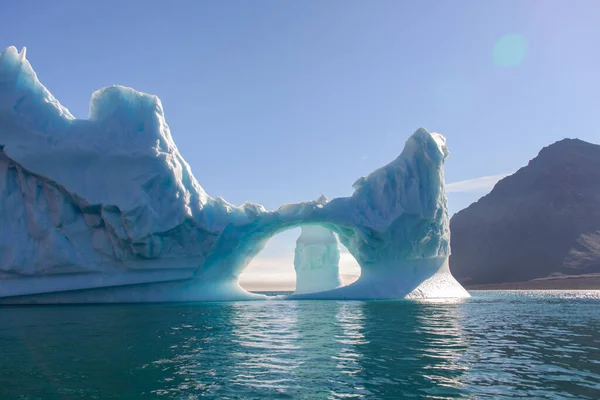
449 138 600 286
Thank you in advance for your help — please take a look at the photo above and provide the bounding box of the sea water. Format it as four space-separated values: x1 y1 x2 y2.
0 291 599 399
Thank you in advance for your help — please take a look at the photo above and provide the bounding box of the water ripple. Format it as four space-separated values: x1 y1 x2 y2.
0 291 599 399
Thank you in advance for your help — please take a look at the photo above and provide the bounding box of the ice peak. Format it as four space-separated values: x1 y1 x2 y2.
346 127 450 236
88 85 178 153
89 85 161 121
0 46 75 131
2 46 27 61
316 194 328 204
402 128 449 164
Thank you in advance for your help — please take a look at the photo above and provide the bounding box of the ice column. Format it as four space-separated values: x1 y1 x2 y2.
293 226 343 294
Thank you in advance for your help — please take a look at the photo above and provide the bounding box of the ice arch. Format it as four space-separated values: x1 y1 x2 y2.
193 128 469 300
0 46 469 303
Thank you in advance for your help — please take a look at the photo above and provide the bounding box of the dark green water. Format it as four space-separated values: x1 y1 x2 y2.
1 291 599 399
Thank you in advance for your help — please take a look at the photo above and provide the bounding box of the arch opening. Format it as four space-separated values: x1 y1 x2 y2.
238 224 361 296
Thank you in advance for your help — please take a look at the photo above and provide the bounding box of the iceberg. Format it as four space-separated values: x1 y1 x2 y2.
293 226 343 295
0 46 469 304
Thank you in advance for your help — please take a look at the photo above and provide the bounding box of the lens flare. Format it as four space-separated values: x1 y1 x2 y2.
493 33 528 67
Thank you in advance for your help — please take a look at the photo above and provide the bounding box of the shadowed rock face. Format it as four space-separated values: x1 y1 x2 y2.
0 46 468 303
450 138 600 286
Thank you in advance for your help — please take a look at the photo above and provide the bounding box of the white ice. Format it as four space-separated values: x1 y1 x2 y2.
0 46 469 304
293 226 343 295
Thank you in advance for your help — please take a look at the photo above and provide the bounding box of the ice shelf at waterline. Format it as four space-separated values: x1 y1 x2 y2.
0 46 468 304
293 226 343 295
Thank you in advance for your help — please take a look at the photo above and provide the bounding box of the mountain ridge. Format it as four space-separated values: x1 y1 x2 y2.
450 138 600 286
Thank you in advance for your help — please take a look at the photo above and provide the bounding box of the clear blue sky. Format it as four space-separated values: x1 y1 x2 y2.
3 0 600 289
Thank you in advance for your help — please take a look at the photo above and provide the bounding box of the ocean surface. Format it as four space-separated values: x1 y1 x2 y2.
1 291 599 399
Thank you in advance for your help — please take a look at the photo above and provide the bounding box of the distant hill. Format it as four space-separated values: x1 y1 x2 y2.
450 138 600 287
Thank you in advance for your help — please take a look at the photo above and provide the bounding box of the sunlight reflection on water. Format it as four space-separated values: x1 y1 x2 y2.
0 291 599 399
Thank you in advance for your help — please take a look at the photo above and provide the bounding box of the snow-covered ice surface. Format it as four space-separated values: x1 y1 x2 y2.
0 46 469 304
293 226 343 295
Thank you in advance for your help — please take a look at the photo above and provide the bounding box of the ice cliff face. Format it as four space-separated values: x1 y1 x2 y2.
0 46 468 303
293 226 343 295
